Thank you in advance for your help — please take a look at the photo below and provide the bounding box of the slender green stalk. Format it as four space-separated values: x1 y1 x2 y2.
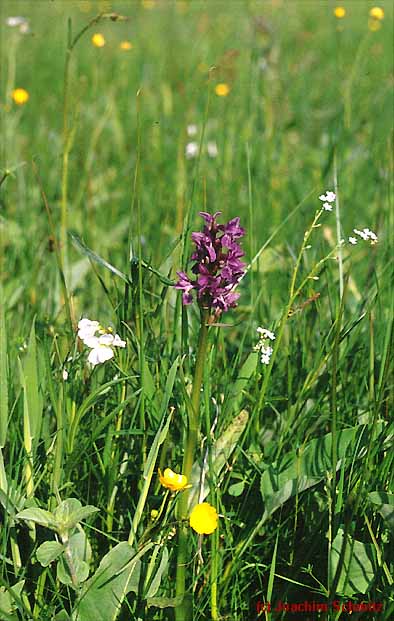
175 309 209 621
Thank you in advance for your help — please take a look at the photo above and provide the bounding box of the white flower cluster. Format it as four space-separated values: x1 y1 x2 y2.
318 190 336 211
77 318 126 366
349 228 378 246
185 124 218 159
6 16 29 33
254 327 275 365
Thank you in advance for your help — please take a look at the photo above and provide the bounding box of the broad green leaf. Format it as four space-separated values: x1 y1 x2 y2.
16 507 56 529
0 285 8 447
54 498 99 531
36 541 64 566
54 612 71 621
145 546 169 599
260 424 374 523
228 481 245 497
330 528 376 596
188 410 249 508
368 491 394 531
225 353 258 414
75 542 153 621
0 580 25 619
57 555 89 587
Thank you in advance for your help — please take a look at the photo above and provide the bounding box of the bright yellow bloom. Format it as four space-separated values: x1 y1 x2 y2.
12 88 29 105
215 83 230 97
369 7 384 20
120 41 133 51
159 468 188 492
368 18 382 31
91 33 106 48
334 7 346 18
189 502 218 535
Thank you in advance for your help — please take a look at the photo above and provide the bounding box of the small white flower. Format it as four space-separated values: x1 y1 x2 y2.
323 202 333 211
187 124 198 136
62 369 69 381
363 228 378 241
207 141 218 158
78 318 100 342
257 327 275 341
319 191 336 203
6 16 27 26
78 318 126 365
6 16 29 33
88 344 114 366
113 334 126 348
348 236 358 245
185 142 199 159
353 228 369 241
261 353 271 365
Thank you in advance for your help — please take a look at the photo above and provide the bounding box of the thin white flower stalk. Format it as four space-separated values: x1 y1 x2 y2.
254 327 276 365
77 318 126 366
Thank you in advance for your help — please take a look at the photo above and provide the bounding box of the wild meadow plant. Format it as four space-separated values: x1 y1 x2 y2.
1 3 393 621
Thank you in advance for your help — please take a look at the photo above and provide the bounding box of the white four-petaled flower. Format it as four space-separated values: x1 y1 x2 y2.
319 190 336 203
77 318 126 366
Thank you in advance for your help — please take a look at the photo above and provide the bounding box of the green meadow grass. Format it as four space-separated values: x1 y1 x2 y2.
1 1 393 620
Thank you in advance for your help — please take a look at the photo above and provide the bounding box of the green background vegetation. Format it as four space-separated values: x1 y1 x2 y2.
1 1 393 620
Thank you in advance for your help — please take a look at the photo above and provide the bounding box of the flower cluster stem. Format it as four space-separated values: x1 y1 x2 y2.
175 309 209 621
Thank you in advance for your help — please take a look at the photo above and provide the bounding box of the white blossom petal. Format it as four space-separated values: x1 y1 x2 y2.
88 346 114 366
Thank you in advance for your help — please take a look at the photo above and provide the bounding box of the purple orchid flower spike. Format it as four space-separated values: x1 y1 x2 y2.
175 211 246 316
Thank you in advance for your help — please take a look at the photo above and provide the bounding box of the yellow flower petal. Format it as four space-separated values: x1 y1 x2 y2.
120 41 133 50
92 33 106 48
334 7 346 19
369 7 384 20
215 83 230 97
189 502 218 535
159 468 188 492
12 88 29 105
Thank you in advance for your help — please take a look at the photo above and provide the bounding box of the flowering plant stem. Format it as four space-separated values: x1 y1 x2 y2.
175 308 209 621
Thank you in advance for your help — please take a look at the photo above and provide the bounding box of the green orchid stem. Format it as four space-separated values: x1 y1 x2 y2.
175 308 209 621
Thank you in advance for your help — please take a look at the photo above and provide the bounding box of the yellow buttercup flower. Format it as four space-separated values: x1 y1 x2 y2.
92 33 106 48
159 468 189 492
189 502 218 535
12 88 29 105
369 7 384 20
215 83 230 97
334 7 346 19
120 41 133 51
